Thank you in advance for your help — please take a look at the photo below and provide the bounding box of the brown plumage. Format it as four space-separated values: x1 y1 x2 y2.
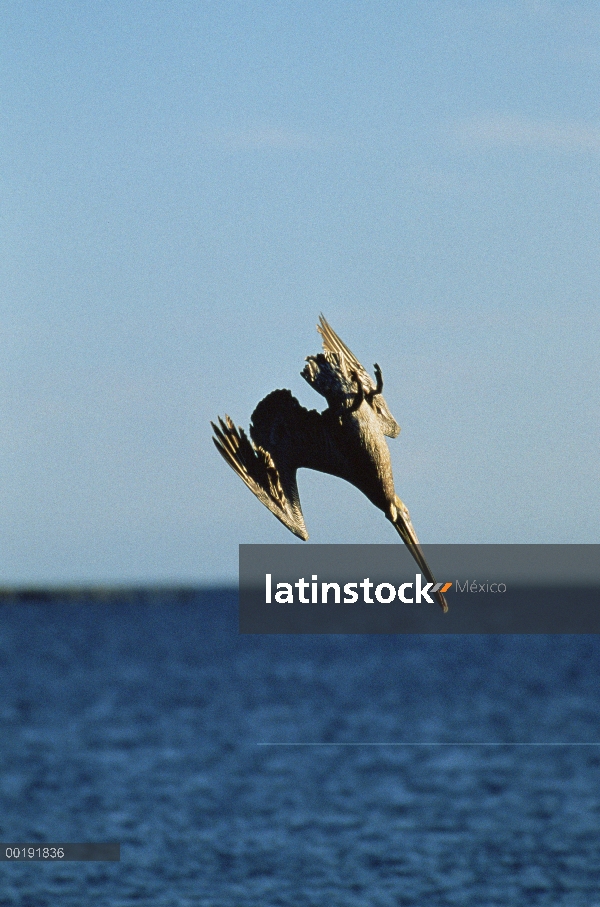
211 315 448 611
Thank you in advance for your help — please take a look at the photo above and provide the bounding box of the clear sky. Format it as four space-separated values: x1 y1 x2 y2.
2 1 598 585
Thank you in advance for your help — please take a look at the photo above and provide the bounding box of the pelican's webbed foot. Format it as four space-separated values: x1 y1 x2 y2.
349 370 365 411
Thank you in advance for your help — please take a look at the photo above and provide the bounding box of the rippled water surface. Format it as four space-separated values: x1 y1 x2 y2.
1 590 600 905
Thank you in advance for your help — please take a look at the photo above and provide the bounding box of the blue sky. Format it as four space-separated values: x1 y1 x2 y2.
1 1 598 584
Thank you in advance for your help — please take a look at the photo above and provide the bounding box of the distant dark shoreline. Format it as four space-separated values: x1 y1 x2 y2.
2 585 600 635
0 585 238 605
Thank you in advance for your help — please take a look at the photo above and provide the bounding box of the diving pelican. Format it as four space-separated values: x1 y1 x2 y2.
212 315 447 612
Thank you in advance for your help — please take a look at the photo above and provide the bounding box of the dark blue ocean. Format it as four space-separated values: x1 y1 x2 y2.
1 589 600 905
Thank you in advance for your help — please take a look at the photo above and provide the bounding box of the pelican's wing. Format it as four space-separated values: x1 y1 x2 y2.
213 388 355 539
212 413 309 540
214 382 386 540
317 314 376 392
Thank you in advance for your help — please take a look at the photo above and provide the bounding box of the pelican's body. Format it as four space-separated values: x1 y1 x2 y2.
212 316 447 611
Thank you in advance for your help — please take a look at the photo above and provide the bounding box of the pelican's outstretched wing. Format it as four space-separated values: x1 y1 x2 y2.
316 315 400 438
212 412 309 539
317 314 377 393
212 388 348 540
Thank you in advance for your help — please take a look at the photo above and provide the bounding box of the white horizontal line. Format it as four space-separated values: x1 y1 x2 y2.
257 742 600 746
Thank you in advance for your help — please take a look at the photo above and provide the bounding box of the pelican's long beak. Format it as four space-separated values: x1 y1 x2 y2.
392 501 448 613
